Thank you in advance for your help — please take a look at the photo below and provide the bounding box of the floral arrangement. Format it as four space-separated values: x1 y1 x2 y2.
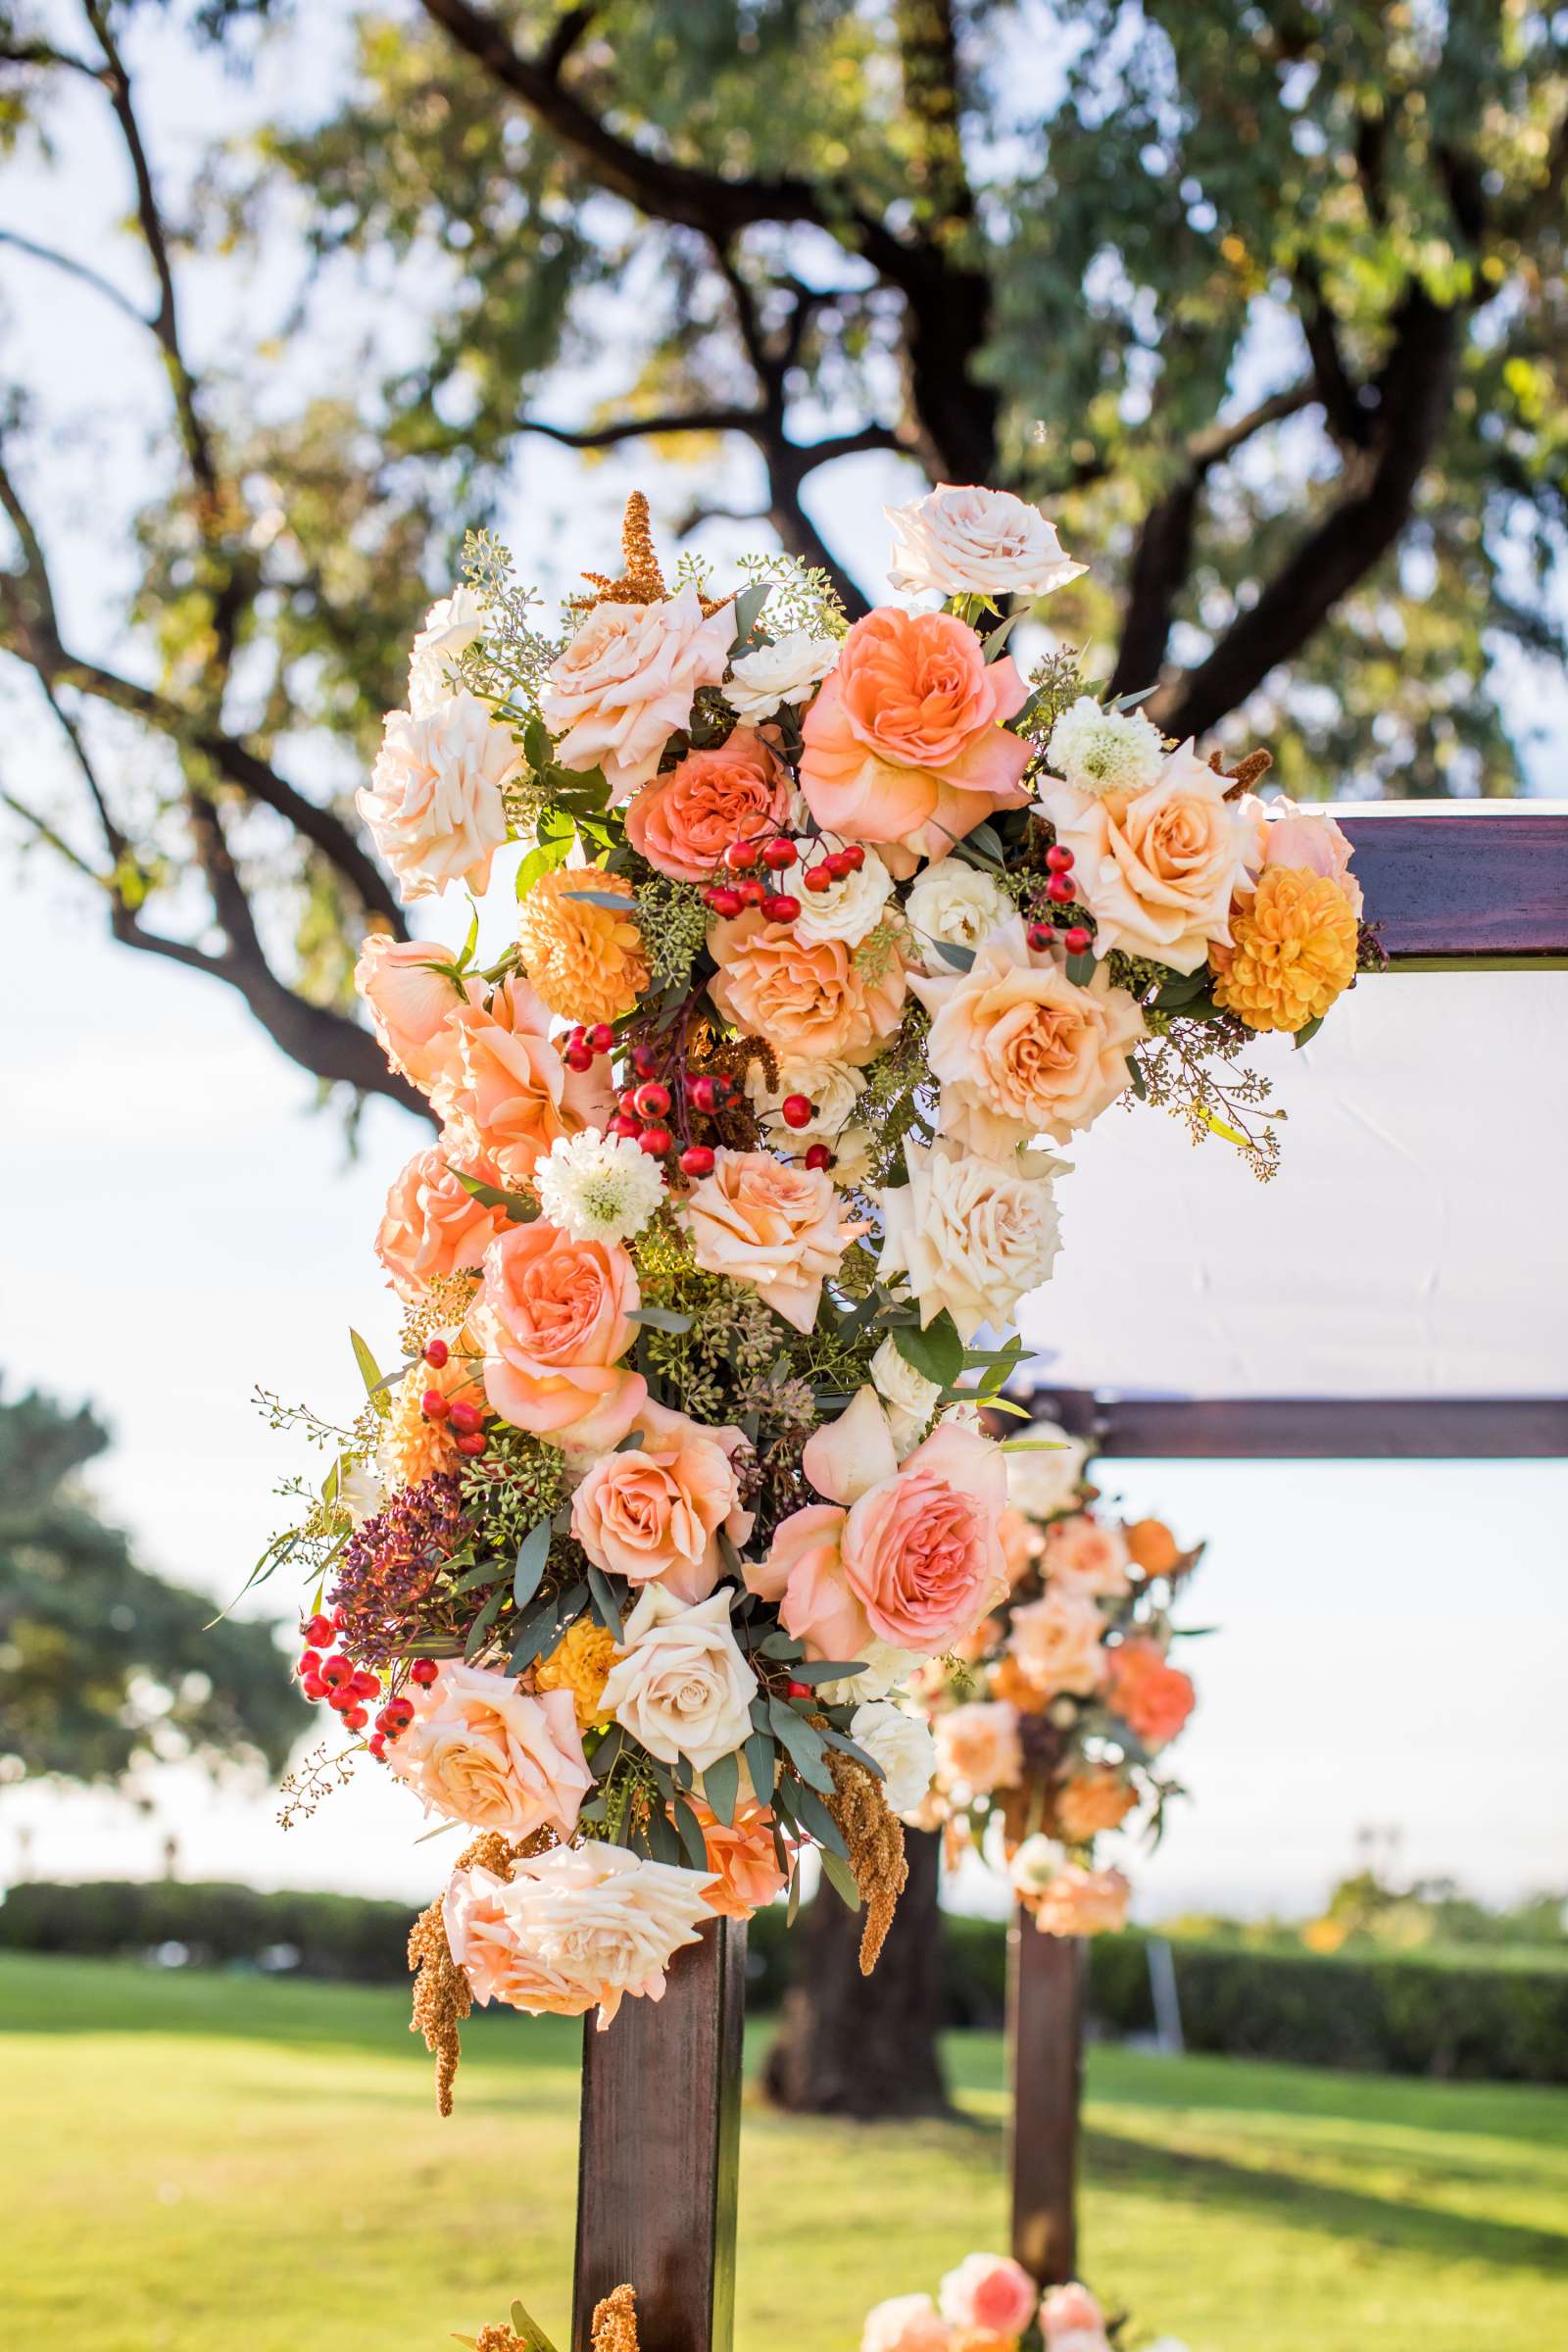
862 2255 1189 2352
912 1421 1204 1937
257 480 1360 2106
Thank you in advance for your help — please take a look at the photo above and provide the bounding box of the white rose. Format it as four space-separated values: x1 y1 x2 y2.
904 862 1014 972
598 1586 755 1772
340 1460 387 1529
815 1640 921 1706
408 586 487 716
792 844 895 949
1009 1832 1067 1897
869 1335 941 1457
1004 1421 1089 1519
725 629 840 720
746 1053 865 1147
877 1133 1067 1345
357 691 519 901
886 482 1085 601
850 1700 937 1817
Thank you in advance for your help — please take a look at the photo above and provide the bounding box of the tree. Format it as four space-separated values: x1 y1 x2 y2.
0 1384 307 1784
1 1 1564 1117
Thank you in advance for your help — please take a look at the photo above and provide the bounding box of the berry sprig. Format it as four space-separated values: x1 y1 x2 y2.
296 1604 442 1760
702 832 864 924
1024 843 1095 957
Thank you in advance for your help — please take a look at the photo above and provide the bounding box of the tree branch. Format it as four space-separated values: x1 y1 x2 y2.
0 228 152 331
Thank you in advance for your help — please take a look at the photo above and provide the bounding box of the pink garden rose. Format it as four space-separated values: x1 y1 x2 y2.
374 1131 511 1301
623 726 792 881
570 1398 753 1604
678 1149 863 1333
542 585 734 802
1039 2283 1108 2346
475 1218 646 1448
1042 1513 1131 1600
385 1662 590 1840
358 691 520 900
861 2296 955 2352
799 606 1033 864
354 933 476 1096
1253 798 1364 917
937 2253 1040 2338
1007 1589 1106 1698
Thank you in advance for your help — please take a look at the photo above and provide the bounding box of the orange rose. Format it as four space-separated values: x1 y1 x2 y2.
436 975 613 1184
678 1148 862 1333
799 607 1033 862
374 1131 511 1301
1054 1764 1137 1842
1105 1637 1195 1750
708 908 906 1066
570 1398 754 1604
475 1218 646 1448
695 1797 790 1920
624 727 792 882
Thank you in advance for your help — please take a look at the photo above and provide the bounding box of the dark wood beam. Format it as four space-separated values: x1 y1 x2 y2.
1007 1920 1085 2288
1342 810 1568 965
1016 1392 1568 1458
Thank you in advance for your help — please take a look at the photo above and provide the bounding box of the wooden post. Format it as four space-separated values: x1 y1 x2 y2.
571 1916 746 2352
1006 1913 1086 2288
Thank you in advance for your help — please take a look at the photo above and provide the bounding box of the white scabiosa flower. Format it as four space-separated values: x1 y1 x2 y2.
408 587 488 716
745 1054 866 1147
534 1130 665 1248
849 1700 938 1818
725 629 840 720
1044 695 1165 801
1008 1832 1067 1898
903 861 1014 972
792 844 895 949
869 1335 942 1457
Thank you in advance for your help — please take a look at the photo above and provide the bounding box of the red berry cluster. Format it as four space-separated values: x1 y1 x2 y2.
418 1336 490 1456
607 1040 739 1175
702 834 865 924
296 1610 440 1760
559 1019 617 1075
1025 843 1094 957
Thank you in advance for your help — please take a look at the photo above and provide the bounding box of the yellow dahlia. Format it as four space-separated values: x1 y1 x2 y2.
534 1616 617 1728
515 866 650 1027
1211 865 1357 1032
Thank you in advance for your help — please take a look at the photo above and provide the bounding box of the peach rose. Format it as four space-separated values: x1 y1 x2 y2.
624 727 792 882
385 1662 590 1839
1036 740 1256 975
708 908 906 1067
1007 1590 1106 1698
1027 1864 1130 1939
1054 1764 1138 1842
475 1218 646 1448
696 1797 790 1920
354 933 477 1096
436 975 612 1184
678 1148 863 1334
449 1840 716 2028
998 1505 1042 1589
911 917 1147 1152
358 691 519 900
1043 1513 1131 1599
374 1131 511 1301
1039 2283 1107 2345
933 1700 1022 1796
862 2297 955 2352
1253 797 1363 917
570 1398 754 1604
1105 1637 1195 1749
799 607 1032 862
443 1862 589 2017
746 1501 867 1662
542 585 734 802
938 2254 1039 2339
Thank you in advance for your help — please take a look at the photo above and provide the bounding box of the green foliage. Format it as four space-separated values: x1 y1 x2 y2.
0 1387 307 1784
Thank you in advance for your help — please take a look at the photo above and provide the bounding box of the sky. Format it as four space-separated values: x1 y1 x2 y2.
1 2 1565 1925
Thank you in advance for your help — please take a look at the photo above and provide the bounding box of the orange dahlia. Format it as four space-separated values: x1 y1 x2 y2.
1054 1762 1138 1842
514 866 650 1027
1211 865 1358 1032
534 1617 617 1729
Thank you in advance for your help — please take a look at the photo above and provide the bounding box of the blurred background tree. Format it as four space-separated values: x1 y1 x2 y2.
0 1385 307 1785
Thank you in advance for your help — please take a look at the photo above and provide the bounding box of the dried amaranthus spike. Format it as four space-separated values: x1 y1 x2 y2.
408 1829 521 2113
826 1746 908 1976
573 490 667 609
590 2284 641 2352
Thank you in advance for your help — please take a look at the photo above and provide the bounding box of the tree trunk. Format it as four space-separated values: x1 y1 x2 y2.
762 1827 949 2116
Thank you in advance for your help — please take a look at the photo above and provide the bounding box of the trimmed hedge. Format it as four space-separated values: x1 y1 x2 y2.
5 1879 1565 2082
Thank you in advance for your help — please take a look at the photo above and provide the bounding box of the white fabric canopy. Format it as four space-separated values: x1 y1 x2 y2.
1018 968 1568 1401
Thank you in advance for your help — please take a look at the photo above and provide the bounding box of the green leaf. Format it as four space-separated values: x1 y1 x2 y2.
646 1805 681 1864
522 715 554 774
1151 970 1212 1009
729 579 771 649
703 1746 740 1827
819 1849 862 1911
584 1560 625 1641
744 1727 777 1805
453 1558 508 1593
786 1777 851 1861
982 607 1029 662
509 2298 564 2352
514 836 571 902
1293 1013 1326 1050
768 1698 835 1794
893 1311 964 1390
1065 949 1096 986
932 939 975 971
672 1792 710 1869
563 887 639 912
781 1658 866 1685
1197 1106 1250 1150
348 1328 388 1416
448 1166 539 1222
464 1585 505 1660
627 1305 695 1334
961 819 1005 864
1126 1053 1148 1101
513 1520 552 1610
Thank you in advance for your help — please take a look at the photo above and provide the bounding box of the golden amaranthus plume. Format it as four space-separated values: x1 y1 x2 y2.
573 491 667 609
591 2284 641 2352
408 1829 522 2115
826 1746 908 1976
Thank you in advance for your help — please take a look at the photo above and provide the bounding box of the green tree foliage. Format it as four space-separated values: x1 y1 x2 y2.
0 1385 307 1784
0 0 1564 1109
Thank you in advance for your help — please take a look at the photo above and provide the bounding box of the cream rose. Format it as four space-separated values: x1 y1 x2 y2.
745 1054 866 1152
861 2295 954 2352
850 1699 937 1816
570 1399 753 1605
598 1585 755 1771
933 1698 1022 1795
815 1639 922 1706
542 585 733 802
1043 1512 1130 1598
868 1334 941 1456
408 586 487 715
725 629 840 720
358 691 519 901
885 483 1085 601
903 862 1014 972
449 1841 716 2028
791 844 895 950
1008 1832 1067 1898
911 917 1147 1152
1007 1590 1106 1698
877 1134 1066 1344
385 1662 591 1839
678 1148 861 1333
1005 1423 1089 1519
1036 739 1256 974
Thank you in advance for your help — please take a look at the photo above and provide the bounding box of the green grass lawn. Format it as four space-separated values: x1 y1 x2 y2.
4 1954 1565 2352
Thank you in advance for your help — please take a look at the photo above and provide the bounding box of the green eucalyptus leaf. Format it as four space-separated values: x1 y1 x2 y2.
703 1746 741 1827
513 1520 552 1609
819 1849 862 1910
